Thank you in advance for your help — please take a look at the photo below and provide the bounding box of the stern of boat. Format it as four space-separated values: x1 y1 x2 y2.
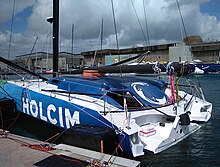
122 119 145 157
177 90 212 122
188 98 212 122
139 115 201 154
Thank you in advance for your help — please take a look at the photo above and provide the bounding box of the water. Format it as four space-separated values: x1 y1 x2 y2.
3 74 220 167
137 74 220 167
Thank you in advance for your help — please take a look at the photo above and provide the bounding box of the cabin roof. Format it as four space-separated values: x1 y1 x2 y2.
47 75 168 107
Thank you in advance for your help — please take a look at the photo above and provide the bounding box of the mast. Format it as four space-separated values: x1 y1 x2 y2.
53 0 59 77
71 23 74 55
100 18 103 57
71 23 74 68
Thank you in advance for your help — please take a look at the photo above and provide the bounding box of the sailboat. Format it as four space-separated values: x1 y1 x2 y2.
0 66 200 156
0 0 212 157
190 60 220 74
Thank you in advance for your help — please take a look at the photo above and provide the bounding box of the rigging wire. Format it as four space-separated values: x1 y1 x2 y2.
7 0 16 59
41 34 50 53
25 37 39 68
110 1 129 111
130 0 148 45
175 0 193 63
175 0 204 94
110 0 120 62
93 18 103 66
142 0 150 48
110 0 124 93
0 85 22 130
175 0 188 44
176 0 194 61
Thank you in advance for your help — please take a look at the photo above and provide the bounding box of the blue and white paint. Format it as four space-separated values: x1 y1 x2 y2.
0 75 209 157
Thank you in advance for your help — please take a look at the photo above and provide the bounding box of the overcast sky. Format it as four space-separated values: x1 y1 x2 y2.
0 0 220 59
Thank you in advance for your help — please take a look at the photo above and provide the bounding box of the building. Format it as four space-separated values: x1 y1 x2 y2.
15 52 83 71
81 43 174 66
190 41 220 63
169 43 192 62
169 36 220 63
13 37 220 72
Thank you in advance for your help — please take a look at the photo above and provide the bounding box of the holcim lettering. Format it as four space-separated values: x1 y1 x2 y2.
22 98 79 128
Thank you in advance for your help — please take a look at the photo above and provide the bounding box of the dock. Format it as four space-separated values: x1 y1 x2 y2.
0 130 140 167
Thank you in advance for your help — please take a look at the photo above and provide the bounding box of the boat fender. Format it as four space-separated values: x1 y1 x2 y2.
83 70 103 77
179 113 190 125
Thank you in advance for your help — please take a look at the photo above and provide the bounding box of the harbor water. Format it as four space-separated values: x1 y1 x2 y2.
4 74 220 167
137 74 220 167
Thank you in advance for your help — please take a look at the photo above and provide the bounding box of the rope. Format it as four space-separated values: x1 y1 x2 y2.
88 134 126 167
21 143 56 152
0 78 129 166
148 105 175 119
175 76 180 104
2 133 55 153
43 132 61 143
0 107 3 131
1 65 27 79
170 74 176 104
0 86 22 130
40 81 121 130
0 86 22 108
2 79 122 137
107 134 125 164
0 98 21 131
57 154 86 167
5 134 86 167
67 95 116 129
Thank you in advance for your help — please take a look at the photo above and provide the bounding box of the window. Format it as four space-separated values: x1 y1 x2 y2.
107 91 142 109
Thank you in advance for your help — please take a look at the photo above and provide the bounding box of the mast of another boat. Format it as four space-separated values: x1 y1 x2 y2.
53 0 59 77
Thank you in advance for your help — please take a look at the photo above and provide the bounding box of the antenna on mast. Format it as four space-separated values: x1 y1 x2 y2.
47 16 54 24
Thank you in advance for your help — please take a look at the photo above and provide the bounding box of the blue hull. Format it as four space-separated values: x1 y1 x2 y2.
0 80 134 156
0 75 194 157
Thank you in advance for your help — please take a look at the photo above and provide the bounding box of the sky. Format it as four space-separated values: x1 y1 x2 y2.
0 0 220 59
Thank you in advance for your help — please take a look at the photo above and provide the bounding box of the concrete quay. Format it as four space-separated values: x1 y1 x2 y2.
0 130 140 167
